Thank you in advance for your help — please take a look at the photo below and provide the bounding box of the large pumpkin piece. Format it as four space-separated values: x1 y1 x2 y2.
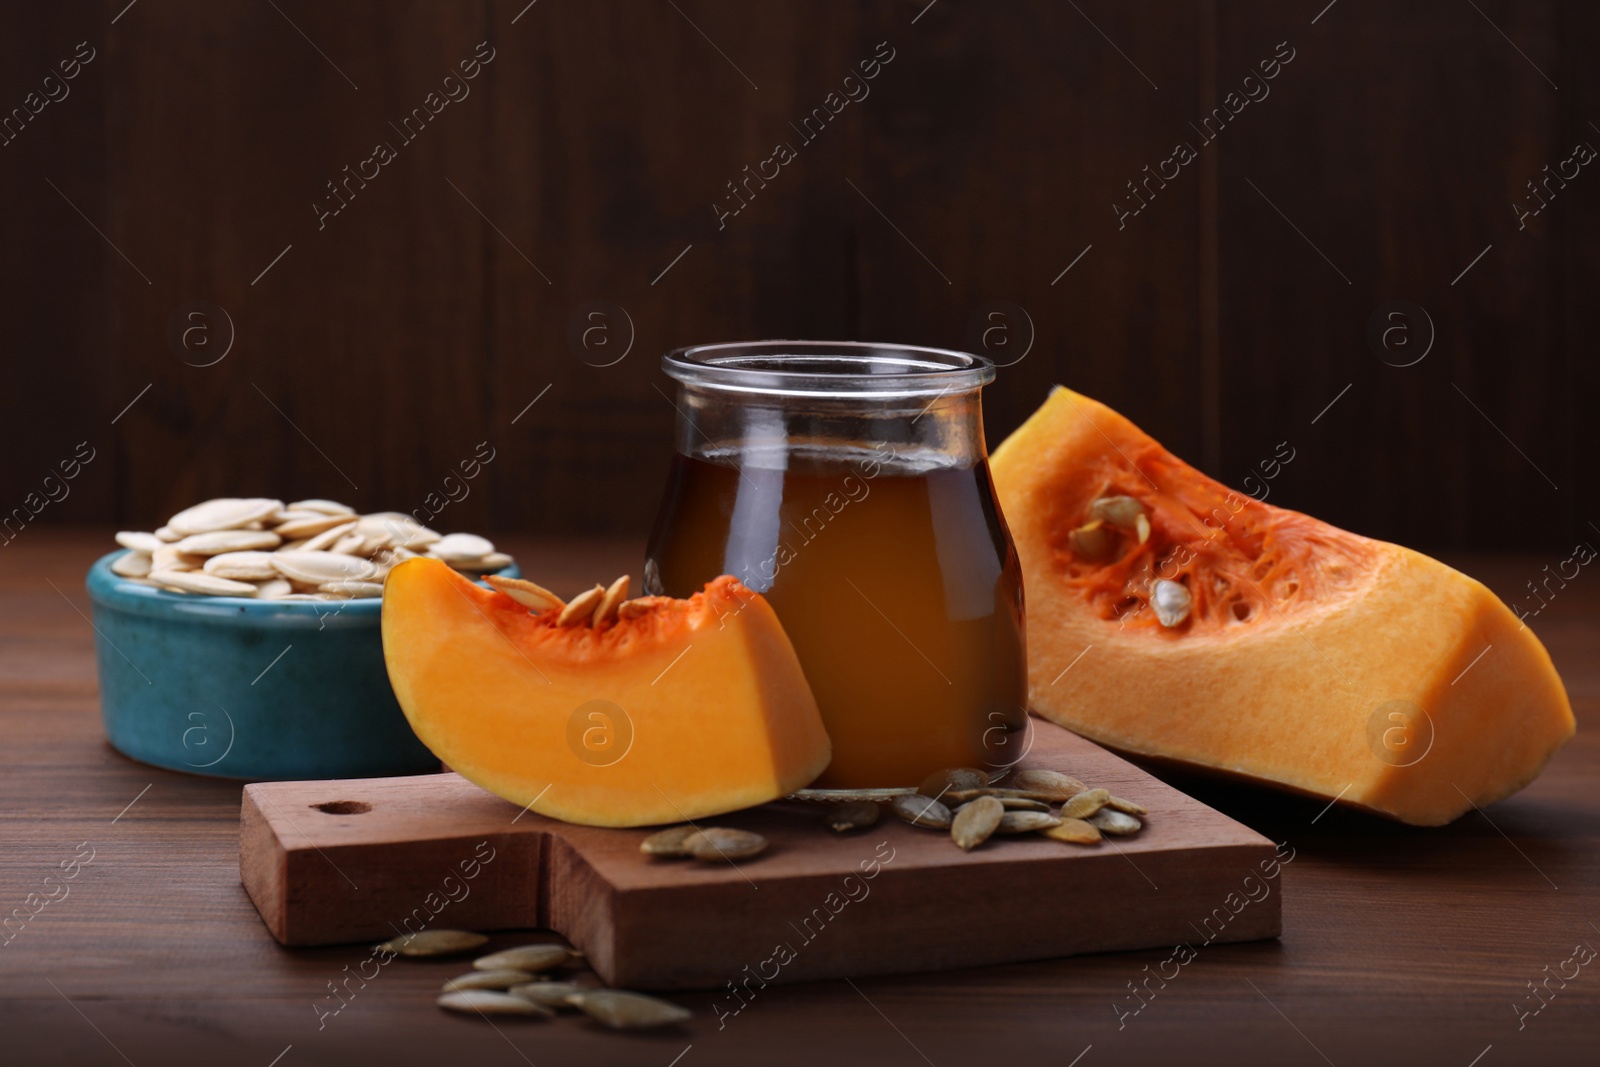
990 387 1574 826
381 559 831 827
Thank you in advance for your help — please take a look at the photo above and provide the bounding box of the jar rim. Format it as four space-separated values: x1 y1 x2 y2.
663 340 995 398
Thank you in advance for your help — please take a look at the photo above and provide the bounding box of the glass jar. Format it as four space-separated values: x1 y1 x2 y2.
645 341 1027 788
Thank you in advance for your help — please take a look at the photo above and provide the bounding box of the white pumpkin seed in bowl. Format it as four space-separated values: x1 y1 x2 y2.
109 498 513 600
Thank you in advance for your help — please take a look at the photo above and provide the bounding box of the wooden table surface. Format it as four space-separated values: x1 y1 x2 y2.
3 531 1595 1066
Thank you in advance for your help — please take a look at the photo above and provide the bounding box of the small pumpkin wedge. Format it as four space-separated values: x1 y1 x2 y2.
381 558 831 826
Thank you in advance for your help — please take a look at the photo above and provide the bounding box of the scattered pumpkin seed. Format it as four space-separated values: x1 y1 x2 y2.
686 827 768 862
992 797 1051 812
1107 796 1149 816
1058 788 1112 820
790 787 914 802
508 981 586 1008
437 990 552 1017
1009 769 1088 800
640 825 699 857
997 811 1062 834
474 945 574 974
443 969 535 991
891 794 953 829
378 929 489 957
1041 818 1103 844
951 795 1004 851
1089 808 1143 836
567 990 691 1030
822 801 880 833
945 786 1061 805
917 767 987 799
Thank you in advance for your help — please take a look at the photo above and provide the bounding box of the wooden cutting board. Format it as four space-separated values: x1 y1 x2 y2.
240 718 1283 990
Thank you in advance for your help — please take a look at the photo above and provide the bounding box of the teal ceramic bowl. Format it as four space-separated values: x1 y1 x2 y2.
85 550 519 780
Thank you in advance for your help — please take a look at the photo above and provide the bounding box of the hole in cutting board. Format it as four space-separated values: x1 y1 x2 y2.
312 801 372 815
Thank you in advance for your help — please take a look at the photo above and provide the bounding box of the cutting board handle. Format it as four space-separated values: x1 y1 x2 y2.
241 775 544 947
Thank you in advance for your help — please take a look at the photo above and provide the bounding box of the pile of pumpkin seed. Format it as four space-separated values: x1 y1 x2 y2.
632 768 1146 865
804 767 1147 850
374 929 690 1029
109 497 512 599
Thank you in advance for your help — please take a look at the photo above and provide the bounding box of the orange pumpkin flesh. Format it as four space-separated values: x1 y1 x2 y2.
381 558 831 827
991 387 1574 826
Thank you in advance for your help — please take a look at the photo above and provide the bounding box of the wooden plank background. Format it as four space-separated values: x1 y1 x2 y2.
0 0 1590 548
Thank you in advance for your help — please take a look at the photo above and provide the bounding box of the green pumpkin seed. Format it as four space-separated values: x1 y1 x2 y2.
789 787 914 802
917 767 988 799
686 827 767 861
1059 788 1111 820
640 825 699 857
945 786 1061 805
951 796 1004 851
892 794 952 829
1040 818 1102 844
996 811 1062 834
1089 808 1143 835
1009 769 1088 799
822 801 880 833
